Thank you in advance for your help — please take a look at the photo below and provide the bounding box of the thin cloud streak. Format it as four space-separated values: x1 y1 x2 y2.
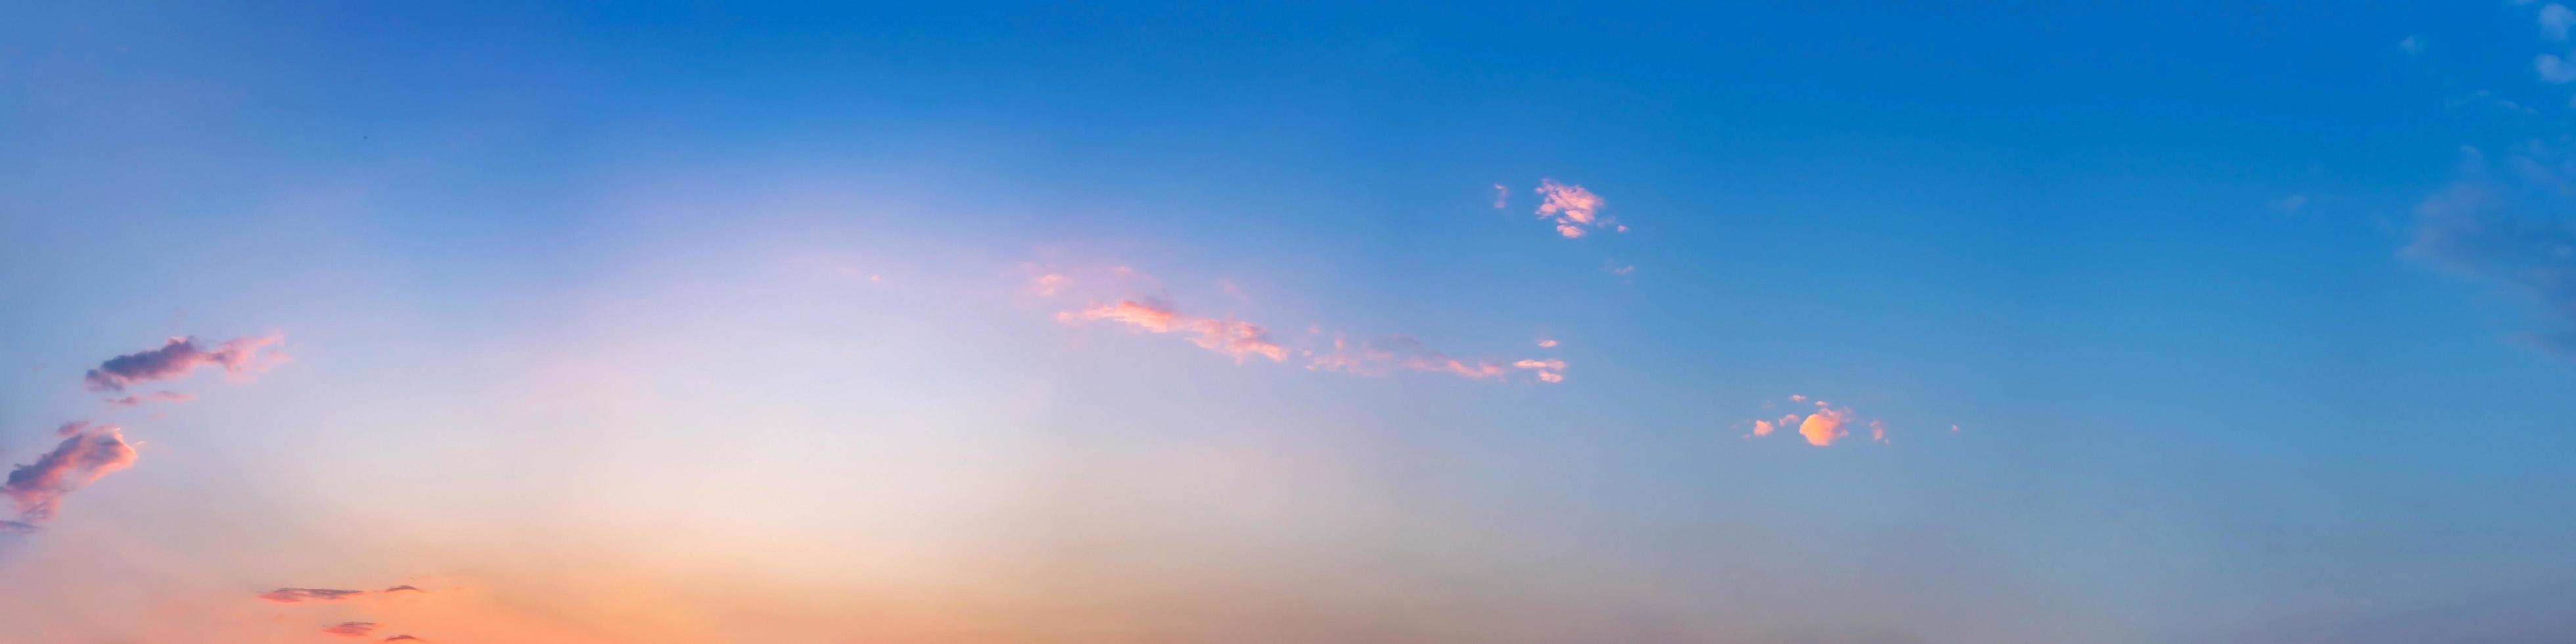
1060 300 1290 363
324 622 380 637
81 334 286 392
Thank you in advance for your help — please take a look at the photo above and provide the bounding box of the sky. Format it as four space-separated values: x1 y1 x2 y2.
5 1 2576 642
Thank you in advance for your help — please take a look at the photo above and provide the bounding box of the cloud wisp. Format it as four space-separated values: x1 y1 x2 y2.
259 585 425 604
104 391 195 407
2 425 138 522
324 622 380 637
81 334 286 392
1059 300 1291 363
1042 265 1563 383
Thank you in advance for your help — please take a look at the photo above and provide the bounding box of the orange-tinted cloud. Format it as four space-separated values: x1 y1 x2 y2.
1742 398 1912 448
3 425 137 522
1534 179 1615 239
1535 338 1558 348
104 391 194 407
1797 407 1851 446
1061 300 1289 363
324 622 380 637
81 334 286 392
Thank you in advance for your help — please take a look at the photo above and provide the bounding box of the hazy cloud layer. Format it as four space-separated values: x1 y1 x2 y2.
104 391 195 407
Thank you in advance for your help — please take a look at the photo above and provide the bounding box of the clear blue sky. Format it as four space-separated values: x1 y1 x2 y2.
4 2 2575 642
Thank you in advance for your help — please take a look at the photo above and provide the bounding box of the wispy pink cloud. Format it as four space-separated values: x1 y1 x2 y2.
1060 300 1289 363
3 425 137 522
81 334 287 392
1535 338 1558 348
1306 336 1564 383
381 636 425 642
1534 179 1616 239
1492 183 1510 209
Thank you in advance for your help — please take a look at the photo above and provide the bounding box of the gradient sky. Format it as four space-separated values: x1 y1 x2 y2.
6 2 2576 643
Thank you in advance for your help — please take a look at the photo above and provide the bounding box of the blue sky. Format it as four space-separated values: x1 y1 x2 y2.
5 1 2576 642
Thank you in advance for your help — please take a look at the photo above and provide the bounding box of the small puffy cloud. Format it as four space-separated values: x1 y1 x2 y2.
1741 398 1914 448
324 622 380 637
1536 338 1557 348
1492 183 1509 209
104 391 194 407
1533 179 1617 239
82 334 286 392
3 425 137 522
53 421 91 437
1797 407 1852 446
2539 54 2576 83
1060 300 1289 363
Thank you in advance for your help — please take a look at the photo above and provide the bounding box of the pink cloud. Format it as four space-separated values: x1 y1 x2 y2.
1751 419 1776 436
1308 336 1560 383
1534 179 1617 239
1536 338 1558 348
3 425 137 522
324 622 380 637
382 637 425 642
81 334 287 392
1492 183 1509 209
1060 300 1289 363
